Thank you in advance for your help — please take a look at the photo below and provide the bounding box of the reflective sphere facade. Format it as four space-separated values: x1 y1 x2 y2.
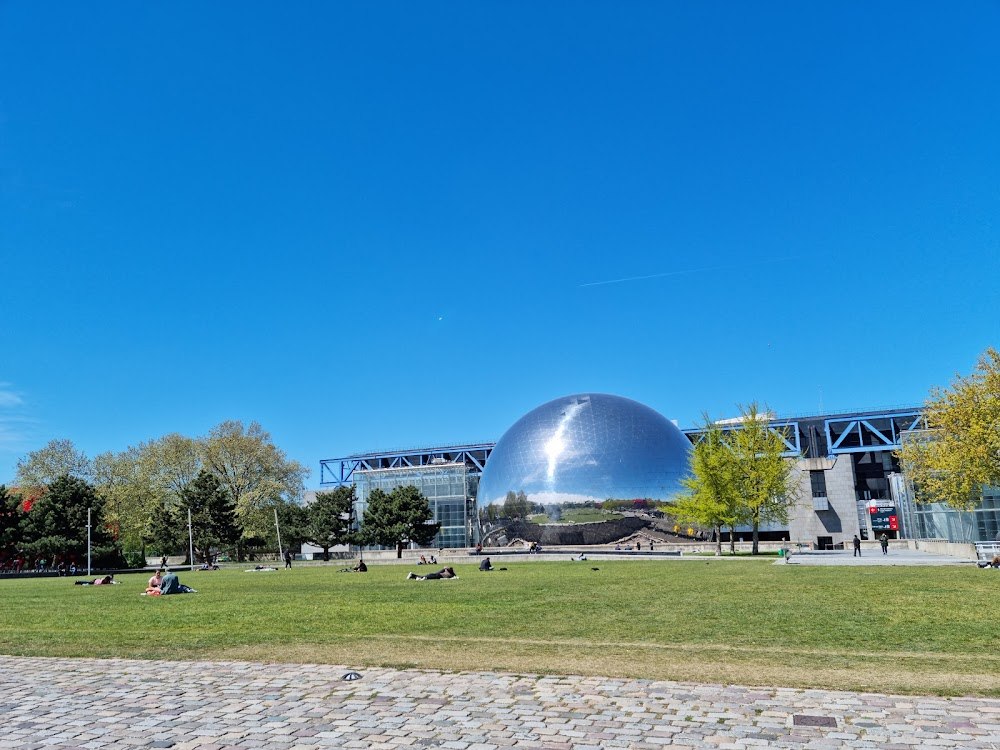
477 393 692 510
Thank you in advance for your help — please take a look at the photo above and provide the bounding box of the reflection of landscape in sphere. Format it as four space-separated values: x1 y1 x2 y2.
476 393 692 514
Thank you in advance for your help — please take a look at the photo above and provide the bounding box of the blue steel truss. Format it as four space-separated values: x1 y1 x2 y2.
683 421 802 457
824 411 927 454
320 443 495 487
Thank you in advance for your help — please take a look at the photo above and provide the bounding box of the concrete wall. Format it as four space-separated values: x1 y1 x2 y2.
788 456 860 547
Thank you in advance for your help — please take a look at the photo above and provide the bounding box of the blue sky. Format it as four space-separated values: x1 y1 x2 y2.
2 2 998 486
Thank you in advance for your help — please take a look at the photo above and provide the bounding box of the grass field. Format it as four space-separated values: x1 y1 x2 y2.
2 560 998 697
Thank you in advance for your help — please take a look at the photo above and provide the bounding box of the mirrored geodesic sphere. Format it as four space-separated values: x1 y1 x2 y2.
476 393 691 514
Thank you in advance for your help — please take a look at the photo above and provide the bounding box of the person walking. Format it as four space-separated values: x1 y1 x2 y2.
880 533 889 555
283 550 293 569
853 534 862 557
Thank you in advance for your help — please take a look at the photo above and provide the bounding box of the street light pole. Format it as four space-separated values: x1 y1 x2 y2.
187 508 195 572
86 507 92 576
274 507 284 564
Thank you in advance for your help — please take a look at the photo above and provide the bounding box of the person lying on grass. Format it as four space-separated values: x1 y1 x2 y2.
74 575 116 586
406 566 457 581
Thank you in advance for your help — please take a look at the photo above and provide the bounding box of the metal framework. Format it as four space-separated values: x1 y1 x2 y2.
320 443 495 486
824 411 927 455
683 421 802 457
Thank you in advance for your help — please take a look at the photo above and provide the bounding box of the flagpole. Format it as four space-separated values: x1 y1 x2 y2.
87 507 92 576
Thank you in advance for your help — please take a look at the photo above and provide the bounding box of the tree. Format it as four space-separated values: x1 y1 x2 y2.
146 501 185 557
360 485 441 558
728 403 799 554
148 433 202 501
674 403 799 555
92 445 161 559
896 347 1000 540
199 421 309 542
15 439 92 497
274 501 310 554
502 490 530 519
177 470 239 564
19 475 122 568
674 416 740 556
305 486 356 560
0 485 25 559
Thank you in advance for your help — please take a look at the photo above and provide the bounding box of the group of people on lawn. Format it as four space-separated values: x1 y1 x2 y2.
145 569 195 595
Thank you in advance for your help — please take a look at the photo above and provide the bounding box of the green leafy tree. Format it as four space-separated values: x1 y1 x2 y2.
146 502 185 558
502 490 531 519
272 501 310 555
92 445 161 560
728 403 800 554
360 485 441 558
19 475 122 568
305 486 356 560
675 403 799 555
896 347 1000 540
674 416 739 556
177 470 239 564
15 439 92 498
148 433 202 500
0 485 26 559
199 420 310 542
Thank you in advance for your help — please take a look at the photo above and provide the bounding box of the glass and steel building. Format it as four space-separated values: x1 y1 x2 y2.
476 393 692 511
319 445 492 549
316 401 998 549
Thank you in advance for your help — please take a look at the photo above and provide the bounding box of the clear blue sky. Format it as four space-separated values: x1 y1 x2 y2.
2 2 998 486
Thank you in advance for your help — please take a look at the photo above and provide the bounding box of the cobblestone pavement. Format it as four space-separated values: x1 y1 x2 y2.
2 656 1000 749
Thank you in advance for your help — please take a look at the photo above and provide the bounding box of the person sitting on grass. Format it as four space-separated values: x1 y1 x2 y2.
353 559 367 572
159 570 196 594
479 557 493 572
148 569 164 589
406 566 457 581
418 554 428 565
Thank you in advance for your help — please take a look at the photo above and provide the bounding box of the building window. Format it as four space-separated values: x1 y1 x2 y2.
810 470 828 498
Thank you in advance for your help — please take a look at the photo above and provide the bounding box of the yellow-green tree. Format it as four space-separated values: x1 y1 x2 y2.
92 444 161 561
14 438 92 498
896 347 1000 540
200 420 310 543
677 403 799 555
673 416 738 556
730 403 800 554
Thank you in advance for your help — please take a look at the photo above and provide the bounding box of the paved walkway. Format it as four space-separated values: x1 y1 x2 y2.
2 657 1000 749
784 549 976 566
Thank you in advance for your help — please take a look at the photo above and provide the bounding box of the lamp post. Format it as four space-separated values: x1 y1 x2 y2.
187 508 195 572
86 507 92 576
274 507 284 564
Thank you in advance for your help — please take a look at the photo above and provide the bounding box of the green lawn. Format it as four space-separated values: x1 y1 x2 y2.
2 560 997 696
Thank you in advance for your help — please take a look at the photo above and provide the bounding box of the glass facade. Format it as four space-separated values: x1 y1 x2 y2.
892 473 1000 542
476 393 691 512
354 463 474 549
905 491 1000 542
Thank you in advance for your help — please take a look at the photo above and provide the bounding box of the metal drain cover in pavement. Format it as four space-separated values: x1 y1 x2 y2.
793 715 837 728
342 671 363 681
